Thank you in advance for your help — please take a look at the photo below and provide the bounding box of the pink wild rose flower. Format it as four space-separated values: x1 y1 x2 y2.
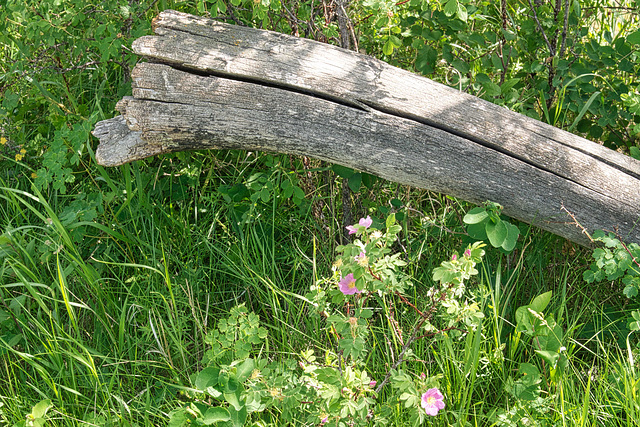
339 273 362 295
345 216 373 235
359 216 373 228
421 388 445 416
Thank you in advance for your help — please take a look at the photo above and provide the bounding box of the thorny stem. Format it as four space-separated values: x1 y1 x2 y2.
374 284 453 394
561 203 593 242
607 228 640 271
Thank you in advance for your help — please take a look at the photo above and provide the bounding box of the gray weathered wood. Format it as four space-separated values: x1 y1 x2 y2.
92 10 640 246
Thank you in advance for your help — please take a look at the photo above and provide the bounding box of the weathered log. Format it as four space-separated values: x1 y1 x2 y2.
92 10 640 246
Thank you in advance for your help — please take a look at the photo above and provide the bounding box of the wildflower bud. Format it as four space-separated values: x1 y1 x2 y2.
464 249 471 257
451 254 457 261
369 381 377 388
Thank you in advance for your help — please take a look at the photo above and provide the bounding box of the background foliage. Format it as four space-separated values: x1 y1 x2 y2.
1 0 640 425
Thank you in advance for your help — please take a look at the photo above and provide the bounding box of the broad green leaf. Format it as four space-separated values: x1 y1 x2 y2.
236 358 255 383
389 35 402 47
31 399 52 418
486 220 507 248
466 221 488 240
348 172 362 192
362 172 377 189
501 223 519 252
452 58 469 74
500 78 520 94
196 367 220 390
332 164 354 178
529 291 552 314
627 29 640 45
225 387 243 411
203 407 231 425
443 0 458 17
229 405 248 427
416 45 438 74
383 40 394 55
535 350 559 367
463 207 489 224
386 213 396 229
456 4 467 22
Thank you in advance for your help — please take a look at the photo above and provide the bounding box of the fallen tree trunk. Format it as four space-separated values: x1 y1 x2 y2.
92 10 640 247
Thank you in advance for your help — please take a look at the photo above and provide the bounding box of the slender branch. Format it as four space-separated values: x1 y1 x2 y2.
606 228 640 271
374 285 452 393
560 203 593 242
527 0 555 56
559 0 569 57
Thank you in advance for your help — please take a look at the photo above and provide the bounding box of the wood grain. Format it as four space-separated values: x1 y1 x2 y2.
93 10 640 246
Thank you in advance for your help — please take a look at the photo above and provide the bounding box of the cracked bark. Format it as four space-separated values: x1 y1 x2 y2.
92 10 640 246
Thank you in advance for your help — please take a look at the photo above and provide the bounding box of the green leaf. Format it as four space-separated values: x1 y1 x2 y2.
443 0 458 17
389 35 402 47
485 220 507 248
362 172 377 189
535 349 559 367
332 164 354 178
627 29 640 45
463 207 489 224
383 39 394 55
31 399 52 418
501 222 519 252
236 358 255 383
416 45 438 74
452 58 469 74
466 221 488 240
348 172 362 192
456 3 467 22
229 405 248 427
196 367 221 390
225 387 243 411
386 213 396 229
202 407 231 425
529 291 552 314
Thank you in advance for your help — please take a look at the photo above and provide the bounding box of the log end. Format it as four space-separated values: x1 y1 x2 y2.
92 115 163 166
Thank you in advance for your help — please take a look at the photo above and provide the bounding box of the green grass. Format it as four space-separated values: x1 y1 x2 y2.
1 149 639 426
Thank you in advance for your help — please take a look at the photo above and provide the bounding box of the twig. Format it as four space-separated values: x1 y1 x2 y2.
527 0 555 56
560 203 593 242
